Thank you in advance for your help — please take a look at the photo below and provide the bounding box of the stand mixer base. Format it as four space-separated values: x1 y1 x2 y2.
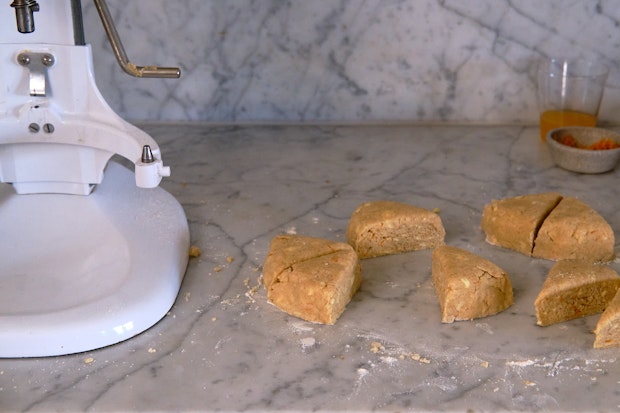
0 161 189 357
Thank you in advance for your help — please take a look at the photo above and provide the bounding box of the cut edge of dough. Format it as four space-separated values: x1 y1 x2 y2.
529 195 563 256
481 192 563 257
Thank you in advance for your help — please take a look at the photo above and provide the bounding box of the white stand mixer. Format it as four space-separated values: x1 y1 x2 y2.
0 0 190 357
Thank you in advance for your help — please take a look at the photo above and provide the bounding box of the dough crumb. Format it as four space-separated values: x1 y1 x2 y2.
84 357 94 364
148 348 157 353
370 341 385 353
226 256 234 263
411 353 431 364
188 245 202 258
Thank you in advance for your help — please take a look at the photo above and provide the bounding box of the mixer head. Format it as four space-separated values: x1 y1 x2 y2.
0 0 180 193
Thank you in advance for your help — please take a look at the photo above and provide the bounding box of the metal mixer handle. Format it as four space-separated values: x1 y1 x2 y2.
93 0 181 78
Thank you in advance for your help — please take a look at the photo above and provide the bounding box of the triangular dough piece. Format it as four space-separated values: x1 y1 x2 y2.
534 260 620 326
263 235 362 325
263 235 354 288
481 192 562 256
346 200 445 259
432 245 514 323
532 197 615 262
594 289 620 349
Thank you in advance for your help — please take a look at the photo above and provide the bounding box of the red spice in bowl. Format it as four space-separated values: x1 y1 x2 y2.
557 134 620 150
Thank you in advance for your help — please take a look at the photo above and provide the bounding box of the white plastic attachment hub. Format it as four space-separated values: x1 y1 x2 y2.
135 145 172 188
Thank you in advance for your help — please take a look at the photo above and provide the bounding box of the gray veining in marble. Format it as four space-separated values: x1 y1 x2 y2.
1 124 619 412
78 0 620 123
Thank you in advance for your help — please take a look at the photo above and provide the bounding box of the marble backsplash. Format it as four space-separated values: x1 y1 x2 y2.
80 0 620 124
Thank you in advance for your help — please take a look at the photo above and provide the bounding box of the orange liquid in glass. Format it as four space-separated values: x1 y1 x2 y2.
539 110 597 141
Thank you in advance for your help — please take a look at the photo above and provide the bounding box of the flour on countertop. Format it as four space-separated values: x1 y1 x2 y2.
505 356 618 376
300 337 316 349
243 276 262 303
475 322 494 335
290 321 314 333
379 356 399 365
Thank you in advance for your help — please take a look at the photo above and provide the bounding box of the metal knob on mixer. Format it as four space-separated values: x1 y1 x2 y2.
10 0 39 34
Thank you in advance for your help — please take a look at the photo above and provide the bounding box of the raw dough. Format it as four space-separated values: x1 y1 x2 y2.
346 200 445 259
263 235 362 325
482 193 615 262
481 192 562 256
594 289 620 349
431 245 514 323
534 260 620 326
532 197 615 262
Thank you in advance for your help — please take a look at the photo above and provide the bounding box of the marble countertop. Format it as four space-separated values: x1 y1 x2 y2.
2 124 620 412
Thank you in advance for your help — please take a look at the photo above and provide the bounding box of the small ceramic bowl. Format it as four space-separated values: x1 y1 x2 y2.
546 127 620 174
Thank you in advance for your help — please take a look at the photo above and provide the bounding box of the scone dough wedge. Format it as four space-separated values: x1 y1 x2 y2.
532 197 615 262
594 289 620 349
346 200 445 259
534 260 620 327
263 235 362 325
432 245 514 323
481 192 562 256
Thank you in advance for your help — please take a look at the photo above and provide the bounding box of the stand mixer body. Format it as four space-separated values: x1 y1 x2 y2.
0 0 190 357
